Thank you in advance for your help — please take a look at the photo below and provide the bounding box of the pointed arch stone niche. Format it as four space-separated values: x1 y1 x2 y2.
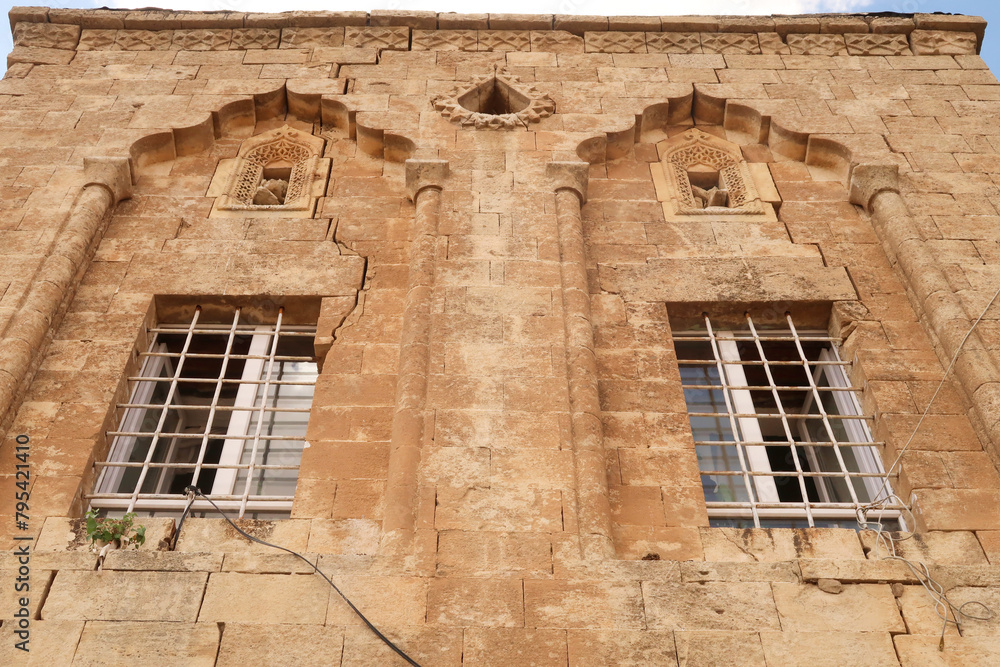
207 124 330 218
652 128 780 222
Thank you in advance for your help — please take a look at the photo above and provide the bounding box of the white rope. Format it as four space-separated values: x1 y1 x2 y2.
857 280 1000 649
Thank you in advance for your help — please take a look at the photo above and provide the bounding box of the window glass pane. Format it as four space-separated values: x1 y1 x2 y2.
92 309 317 518
674 314 899 530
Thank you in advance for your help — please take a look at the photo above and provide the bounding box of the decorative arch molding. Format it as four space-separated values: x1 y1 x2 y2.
569 89 1000 479
124 83 420 176
0 82 424 439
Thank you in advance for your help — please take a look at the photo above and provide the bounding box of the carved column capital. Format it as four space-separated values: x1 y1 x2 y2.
547 161 590 204
849 163 900 213
83 156 133 205
405 159 449 200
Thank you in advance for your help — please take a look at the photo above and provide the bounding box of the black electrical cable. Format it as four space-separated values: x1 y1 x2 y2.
172 486 422 667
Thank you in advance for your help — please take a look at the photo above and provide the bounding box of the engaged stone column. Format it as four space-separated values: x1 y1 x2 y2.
852 164 1000 465
549 162 615 560
0 157 131 433
382 159 449 545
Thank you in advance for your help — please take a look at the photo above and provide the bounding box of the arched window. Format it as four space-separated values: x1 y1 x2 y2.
210 125 329 217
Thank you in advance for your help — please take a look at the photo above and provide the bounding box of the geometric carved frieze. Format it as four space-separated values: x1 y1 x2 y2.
646 32 702 54
208 125 330 218
701 33 761 55
432 68 555 130
909 30 978 56
845 34 912 56
13 22 81 50
654 128 775 222
786 34 848 56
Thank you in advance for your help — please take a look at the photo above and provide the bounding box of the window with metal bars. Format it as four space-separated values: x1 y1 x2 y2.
89 306 317 519
673 312 902 529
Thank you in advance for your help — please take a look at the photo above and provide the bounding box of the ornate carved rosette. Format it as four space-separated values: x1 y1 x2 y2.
432 68 555 130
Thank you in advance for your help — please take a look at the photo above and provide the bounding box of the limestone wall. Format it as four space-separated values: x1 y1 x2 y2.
2 8 1000 666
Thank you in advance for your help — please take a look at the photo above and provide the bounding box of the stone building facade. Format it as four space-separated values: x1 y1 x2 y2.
1 7 1000 665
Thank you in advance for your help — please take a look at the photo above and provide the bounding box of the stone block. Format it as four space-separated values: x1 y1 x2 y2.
568 629 676 666
101 550 223 572
613 526 704 561
307 518 381 555
343 626 463 666
675 630 766 666
681 560 800 583
0 620 83 665
427 577 524 627
600 258 855 303
917 490 1000 531
524 580 645 629
436 530 553 577
860 529 988 564
700 527 865 562
217 624 345 666
7 46 76 66
894 634 1000 666
759 631 899 666
438 13 490 30
910 30 979 56
173 518 311 553
220 552 320 574
13 22 81 50
42 570 208 621
643 581 780 630
435 487 563 531
772 582 906 633
326 575 428 627
35 516 175 551
73 622 220 666
370 9 437 30
463 628 569 667
200 572 330 624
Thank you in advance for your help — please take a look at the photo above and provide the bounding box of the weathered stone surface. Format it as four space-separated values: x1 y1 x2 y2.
101 550 223 572
681 560 800 583
895 634 1000 666
674 630 766 666
0 8 999 666
463 628 568 666
173 518 311 553
200 572 331 624
525 580 646 629
13 22 80 49
700 528 865 562
217 624 344 666
0 620 83 665
600 258 856 303
568 629 676 666
73 622 220 666
41 571 208 621
35 516 174 551
772 583 907 633
643 581 781 630
760 631 899 666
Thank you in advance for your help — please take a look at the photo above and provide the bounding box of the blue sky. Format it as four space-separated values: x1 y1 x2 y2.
2 1 998 73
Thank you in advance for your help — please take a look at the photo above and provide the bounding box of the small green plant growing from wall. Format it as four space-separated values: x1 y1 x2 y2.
85 509 146 549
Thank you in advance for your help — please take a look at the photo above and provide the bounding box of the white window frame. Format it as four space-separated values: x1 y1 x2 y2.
90 307 317 518
677 312 901 529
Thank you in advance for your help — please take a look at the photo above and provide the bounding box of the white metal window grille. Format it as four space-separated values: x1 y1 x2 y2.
89 306 317 519
673 313 902 529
